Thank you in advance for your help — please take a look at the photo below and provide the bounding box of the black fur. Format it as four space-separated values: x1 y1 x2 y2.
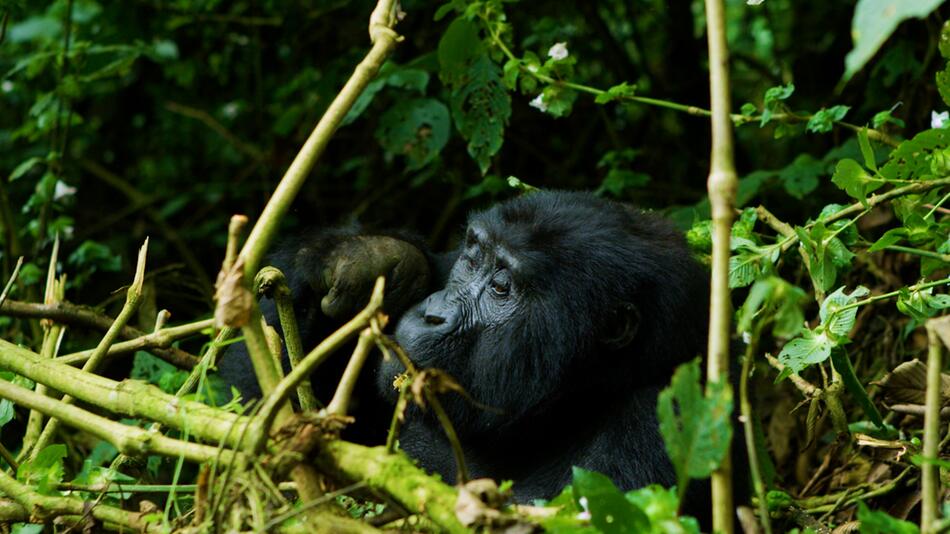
220 190 712 506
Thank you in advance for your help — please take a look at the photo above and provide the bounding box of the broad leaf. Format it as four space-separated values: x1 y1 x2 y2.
450 55 511 174
657 360 733 497
572 467 650 534
376 98 450 170
819 285 870 338
776 329 835 379
844 0 946 82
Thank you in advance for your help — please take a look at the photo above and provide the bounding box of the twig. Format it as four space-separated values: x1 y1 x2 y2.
165 101 266 161
0 256 22 310
0 299 199 368
58 318 214 366
30 240 149 458
236 0 402 278
20 240 65 459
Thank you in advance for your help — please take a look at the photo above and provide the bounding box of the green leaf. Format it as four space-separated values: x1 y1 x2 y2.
376 98 450 170
872 109 905 129
857 128 878 171
776 329 835 378
896 286 950 321
779 154 823 199
502 58 520 90
868 227 907 252
819 285 870 338
9 156 44 181
595 169 650 197
760 83 794 126
844 0 945 82
17 444 67 495
450 54 511 174
625 485 701 534
594 82 637 104
856 501 919 534
737 276 807 339
540 84 578 118
572 467 650 533
438 17 483 87
806 105 850 133
658 360 733 493
880 129 950 181
831 348 884 428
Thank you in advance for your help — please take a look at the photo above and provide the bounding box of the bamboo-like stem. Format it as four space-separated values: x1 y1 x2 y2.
30 239 149 458
921 318 948 534
236 0 401 279
0 339 246 447
0 379 235 464
704 0 737 529
0 469 163 532
326 329 375 416
256 266 320 410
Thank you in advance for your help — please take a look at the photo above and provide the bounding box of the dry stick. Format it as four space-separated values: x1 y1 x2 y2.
0 379 235 464
20 239 65 460
921 317 948 534
30 239 149 459
0 256 23 309
235 0 401 279
0 299 200 368
704 0 738 529
256 266 320 410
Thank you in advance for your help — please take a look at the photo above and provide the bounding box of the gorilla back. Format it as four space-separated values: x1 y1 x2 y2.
219 191 711 505
379 191 710 501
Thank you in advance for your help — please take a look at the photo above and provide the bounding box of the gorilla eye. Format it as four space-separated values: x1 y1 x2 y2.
490 271 511 297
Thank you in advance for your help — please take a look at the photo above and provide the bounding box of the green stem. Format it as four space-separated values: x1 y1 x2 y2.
884 245 950 263
921 321 946 534
740 330 773 534
833 278 950 316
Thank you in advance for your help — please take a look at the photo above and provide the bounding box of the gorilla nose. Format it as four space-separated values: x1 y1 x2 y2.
424 312 446 325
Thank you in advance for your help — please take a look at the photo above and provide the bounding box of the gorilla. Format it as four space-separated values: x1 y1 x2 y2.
219 190 711 504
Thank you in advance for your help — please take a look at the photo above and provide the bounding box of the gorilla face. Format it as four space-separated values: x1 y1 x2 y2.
378 192 708 434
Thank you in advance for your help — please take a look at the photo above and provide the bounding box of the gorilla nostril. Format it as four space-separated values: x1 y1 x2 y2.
424 313 445 325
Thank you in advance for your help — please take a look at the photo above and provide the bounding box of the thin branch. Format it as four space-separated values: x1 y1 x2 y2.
0 256 22 309
58 318 214 366
0 299 200 368
30 239 149 458
326 329 375 416
236 0 402 278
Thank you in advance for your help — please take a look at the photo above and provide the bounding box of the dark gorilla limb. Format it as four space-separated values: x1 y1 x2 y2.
217 227 439 402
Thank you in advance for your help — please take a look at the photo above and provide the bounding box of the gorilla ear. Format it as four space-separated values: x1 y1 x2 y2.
602 302 640 350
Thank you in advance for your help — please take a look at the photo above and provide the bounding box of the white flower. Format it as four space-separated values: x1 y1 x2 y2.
222 101 240 119
53 180 77 201
576 496 591 521
527 64 539 73
746 0 764 5
529 94 548 113
548 42 569 61
932 111 949 129
1 81 13 93
742 331 752 344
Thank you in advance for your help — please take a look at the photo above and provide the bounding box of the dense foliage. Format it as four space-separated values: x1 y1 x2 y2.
0 0 948 532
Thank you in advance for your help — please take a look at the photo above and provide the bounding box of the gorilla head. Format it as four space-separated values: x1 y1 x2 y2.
380 191 709 440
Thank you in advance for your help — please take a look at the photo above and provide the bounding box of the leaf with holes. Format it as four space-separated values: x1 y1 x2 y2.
450 55 511 174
